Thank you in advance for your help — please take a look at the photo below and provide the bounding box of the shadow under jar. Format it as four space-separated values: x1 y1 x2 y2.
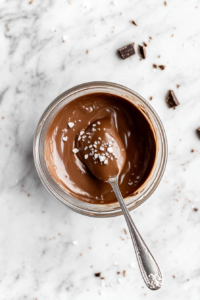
33 82 167 218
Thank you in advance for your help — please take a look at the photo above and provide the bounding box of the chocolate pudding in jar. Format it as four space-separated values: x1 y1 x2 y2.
33 82 167 217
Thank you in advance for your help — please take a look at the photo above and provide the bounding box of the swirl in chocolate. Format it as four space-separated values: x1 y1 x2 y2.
45 93 156 204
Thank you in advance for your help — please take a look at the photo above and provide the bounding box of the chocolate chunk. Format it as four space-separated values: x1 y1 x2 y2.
176 84 181 88
94 272 101 277
193 208 198 212
197 127 200 138
131 20 137 26
143 42 148 47
153 64 157 68
166 90 180 108
138 45 146 59
118 43 135 59
159 65 166 70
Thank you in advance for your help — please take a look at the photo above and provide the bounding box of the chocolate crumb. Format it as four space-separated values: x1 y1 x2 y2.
166 90 180 108
197 127 200 138
2 117 4 119
117 271 120 274
86 50 89 54
29 0 34 3
100 277 105 280
131 20 137 26
118 43 135 59
153 64 157 68
123 228 127 234
94 272 101 277
158 65 166 70
150 97 153 100
176 84 181 88
27 194 30 197
173 275 176 278
193 208 198 212
191 149 194 153
164 1 167 5
149 36 152 40
138 45 146 59
158 55 161 58
123 270 126 277
143 42 148 47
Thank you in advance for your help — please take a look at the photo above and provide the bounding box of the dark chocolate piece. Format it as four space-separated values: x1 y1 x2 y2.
197 127 200 138
118 43 135 59
94 272 101 277
159 65 166 70
143 42 148 47
153 64 157 68
138 45 146 59
131 20 137 26
166 90 180 108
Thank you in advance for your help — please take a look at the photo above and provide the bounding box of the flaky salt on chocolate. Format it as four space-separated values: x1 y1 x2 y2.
166 90 180 108
118 43 135 59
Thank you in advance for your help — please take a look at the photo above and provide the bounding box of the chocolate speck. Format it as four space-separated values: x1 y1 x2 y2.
158 65 166 70
131 20 137 26
94 272 101 277
193 208 198 212
176 84 181 88
153 64 157 68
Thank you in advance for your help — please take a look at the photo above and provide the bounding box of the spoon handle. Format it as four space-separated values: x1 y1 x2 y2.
109 176 163 290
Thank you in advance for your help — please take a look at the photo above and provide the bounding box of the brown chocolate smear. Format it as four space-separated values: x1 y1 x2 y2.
45 93 156 204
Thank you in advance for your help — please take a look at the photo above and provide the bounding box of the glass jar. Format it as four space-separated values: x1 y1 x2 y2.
33 82 167 218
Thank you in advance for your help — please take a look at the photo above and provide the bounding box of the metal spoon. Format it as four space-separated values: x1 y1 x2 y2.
109 175 163 290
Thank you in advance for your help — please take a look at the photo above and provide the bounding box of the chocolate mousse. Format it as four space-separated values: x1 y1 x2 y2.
45 93 156 204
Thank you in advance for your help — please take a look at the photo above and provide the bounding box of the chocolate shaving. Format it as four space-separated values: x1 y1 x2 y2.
197 127 200 138
138 45 146 59
100 277 105 280
123 228 127 234
131 20 137 26
94 272 101 277
158 65 166 70
118 43 135 59
123 270 126 277
153 64 157 68
166 90 180 108
143 42 148 47
164 1 167 5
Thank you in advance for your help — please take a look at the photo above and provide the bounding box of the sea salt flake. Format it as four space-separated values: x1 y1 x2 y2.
93 144 97 148
117 278 122 284
107 147 113 153
114 262 118 266
84 154 89 159
82 135 86 138
99 155 106 162
62 136 68 141
94 154 99 159
91 128 96 132
68 122 74 128
97 128 100 131
89 145 93 148
84 146 88 150
78 120 81 122
129 262 135 268
104 159 108 164
100 146 105 151
92 124 97 127
98 137 101 140
72 148 79 153
94 141 97 144
128 182 133 185
97 121 101 125
80 131 84 135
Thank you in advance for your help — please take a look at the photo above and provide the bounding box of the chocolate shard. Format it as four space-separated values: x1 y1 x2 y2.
94 272 101 277
159 65 166 70
118 43 135 59
166 90 180 108
143 42 148 47
131 20 137 26
197 127 200 138
138 45 146 59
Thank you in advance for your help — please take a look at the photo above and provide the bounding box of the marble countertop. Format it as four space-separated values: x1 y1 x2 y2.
1 0 200 299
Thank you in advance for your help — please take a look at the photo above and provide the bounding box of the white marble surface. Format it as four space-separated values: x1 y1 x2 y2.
0 0 200 299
